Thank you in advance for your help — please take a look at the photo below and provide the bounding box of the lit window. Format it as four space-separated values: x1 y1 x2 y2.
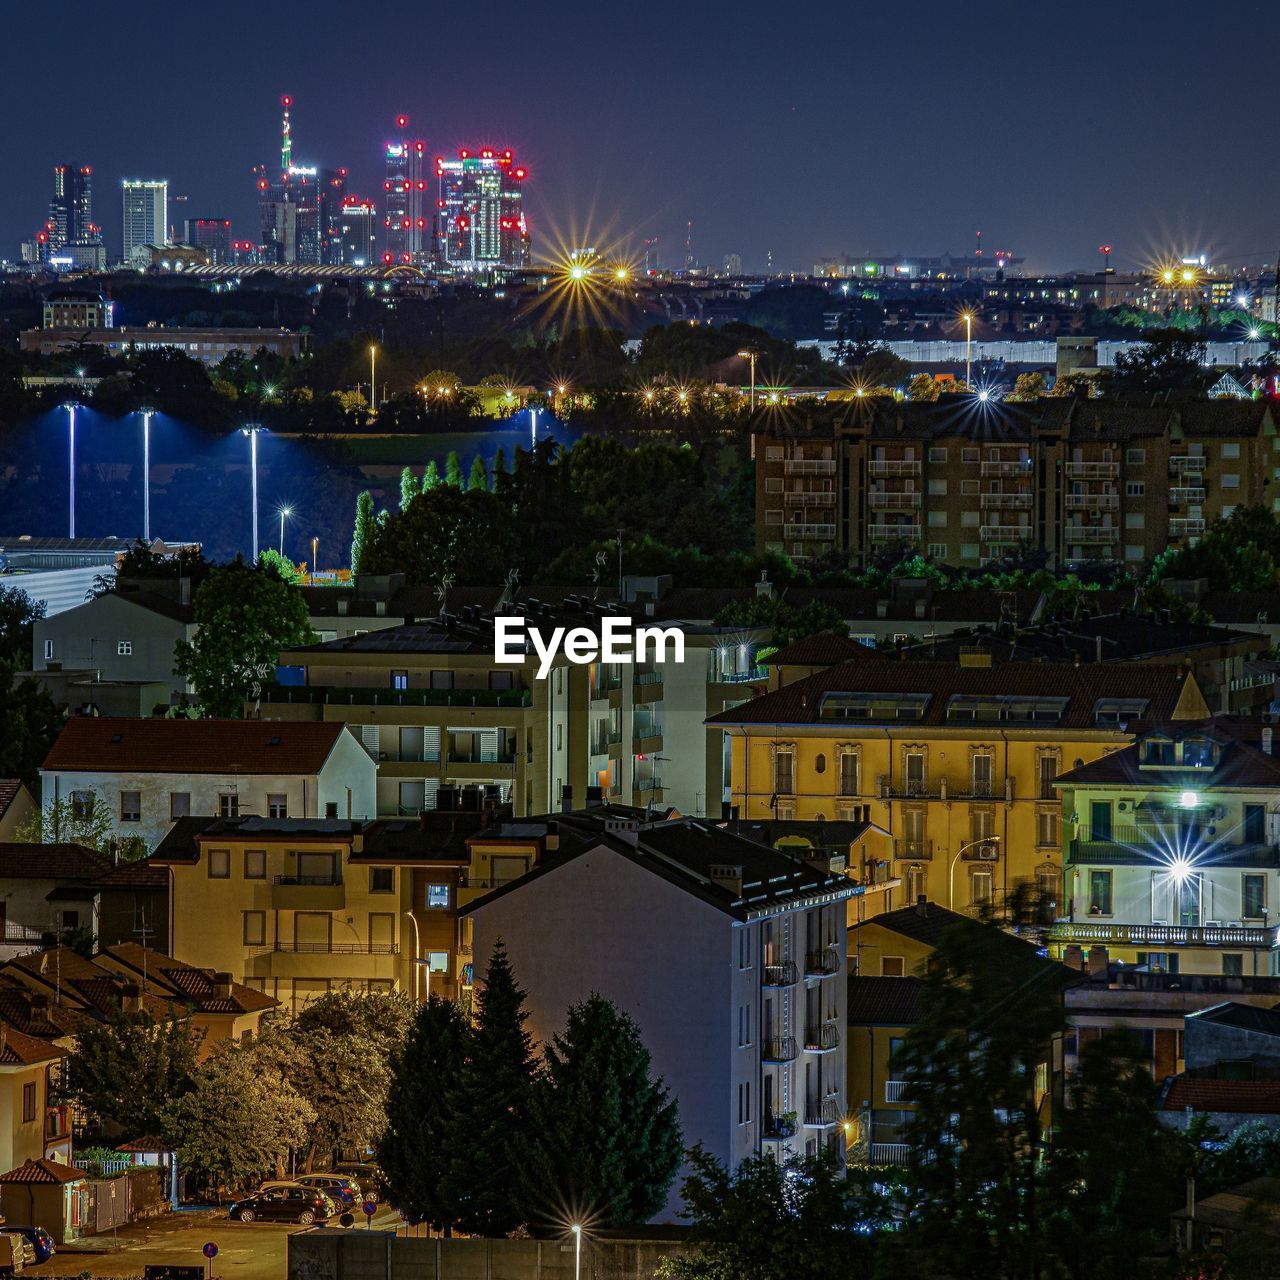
117 641 132 656
427 883 449 908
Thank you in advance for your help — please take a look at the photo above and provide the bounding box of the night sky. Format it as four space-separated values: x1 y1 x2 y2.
5 0 1277 275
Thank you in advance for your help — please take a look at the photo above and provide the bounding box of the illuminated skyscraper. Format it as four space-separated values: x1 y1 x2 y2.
184 218 234 264
49 164 96 248
382 115 429 265
338 198 377 266
121 180 169 260
435 148 529 271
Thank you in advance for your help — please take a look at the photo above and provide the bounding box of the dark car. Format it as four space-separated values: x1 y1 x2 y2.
0 1229 53 1264
228 1185 333 1225
333 1161 383 1202
293 1174 359 1205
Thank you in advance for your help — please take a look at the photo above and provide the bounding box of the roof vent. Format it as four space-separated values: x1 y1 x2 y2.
710 863 744 894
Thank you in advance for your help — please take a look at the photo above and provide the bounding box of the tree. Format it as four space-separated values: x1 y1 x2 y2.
421 461 440 492
351 491 376 573
1008 371 1047 401
0 678 62 793
378 996 468 1231
293 987 416 1049
1048 370 1097 399
657 1147 888 1280
857 348 911 390
399 466 417 513
17 791 113 850
908 372 940 402
1110 328 1212 398
442 941 537 1236
492 448 508 483
894 909 1069 1279
174 558 315 717
0 585 44 669
165 1040 315 1193
444 451 464 488
65 1005 200 1138
521 995 682 1229
467 454 489 492
257 549 303 584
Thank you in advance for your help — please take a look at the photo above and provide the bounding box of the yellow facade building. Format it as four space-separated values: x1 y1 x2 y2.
709 652 1208 917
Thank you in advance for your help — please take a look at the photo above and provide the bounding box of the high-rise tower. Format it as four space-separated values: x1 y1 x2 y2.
435 148 529 271
121 180 169 260
49 165 95 248
382 115 428 265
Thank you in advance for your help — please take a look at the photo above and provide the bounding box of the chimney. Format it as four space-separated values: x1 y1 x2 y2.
213 972 234 1001
585 785 604 809
560 785 573 813
120 982 143 1015
709 864 743 895
915 894 928 917
1086 944 1108 975
1062 944 1085 970
1095 634 1103 663
1264 727 1274 757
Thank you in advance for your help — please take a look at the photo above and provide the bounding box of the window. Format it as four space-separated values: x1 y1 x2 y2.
1038 753 1058 800
774 749 795 795
1088 869 1112 915
928 478 947 496
970 866 993 907
927 542 948 558
881 956 905 977
427 951 448 972
1244 874 1266 920
243 911 266 946
1126 481 1145 497
738 1004 751 1047
1125 512 1145 529
370 867 394 894
21 1082 35 1124
218 793 239 818
1126 448 1146 465
391 670 408 690
1037 808 1059 848
1223 474 1240 488
170 792 190 819
70 791 94 821
120 791 141 823
1037 866 1059 911
1245 805 1266 845
1223 953 1244 976
43 639 53 661
1223 443 1240 459
244 849 266 879
971 753 994 798
928 447 947 463
838 751 859 797
738 929 752 969
961 448 979 463
267 794 287 819
960 479 979 495
765 446 783 461
116 640 133 656
906 863 926 903
737 1080 752 1124
207 849 231 879
927 510 947 527
325 802 339 819
427 883 450 908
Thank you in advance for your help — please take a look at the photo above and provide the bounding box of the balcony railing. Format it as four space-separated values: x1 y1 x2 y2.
1068 827 1280 866
868 523 922 541
447 751 516 765
252 941 398 955
892 838 933 860
870 1143 912 1167
762 961 799 987
805 945 842 977
1170 518 1205 537
1169 487 1206 505
784 490 835 506
790 523 837 539
762 1112 798 1140
380 749 442 763
980 492 1032 509
1170 455 1207 473
804 1097 841 1127
980 524 1032 541
785 459 836 475
980 460 1029 476
1050 921 1280 949
259 685 531 708
868 491 922 509
1065 492 1119 510
274 874 342 887
882 778 939 798
867 460 920 477
1064 526 1118 544
1064 461 1119 478
761 1036 798 1063
804 1020 841 1052
884 1080 912 1104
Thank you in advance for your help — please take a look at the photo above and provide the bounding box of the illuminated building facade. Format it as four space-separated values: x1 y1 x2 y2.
382 116 429 265
435 148 530 270
48 165 96 250
338 198 377 267
121 180 169 261
184 218 234 264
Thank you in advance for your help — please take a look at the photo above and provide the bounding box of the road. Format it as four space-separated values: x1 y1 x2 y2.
25 1203 405 1280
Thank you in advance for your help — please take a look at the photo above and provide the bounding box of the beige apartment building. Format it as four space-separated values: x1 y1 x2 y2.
756 399 1279 570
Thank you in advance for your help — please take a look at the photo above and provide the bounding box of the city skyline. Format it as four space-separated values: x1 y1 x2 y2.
5 0 1278 274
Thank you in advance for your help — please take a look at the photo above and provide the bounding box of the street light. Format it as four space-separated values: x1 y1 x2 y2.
737 348 758 411
311 536 319 579
139 409 154 542
959 309 976 387
369 345 377 412
571 1224 582 1280
63 402 78 539
949 835 1000 911
278 506 293 557
529 405 540 447
241 425 263 561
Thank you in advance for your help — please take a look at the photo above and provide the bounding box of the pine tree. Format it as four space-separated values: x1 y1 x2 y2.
521 995 682 1229
350 491 375 573
467 454 489 492
444 451 464 488
492 447 508 480
399 466 418 513
377 997 467 1232
421 460 440 492
443 941 536 1236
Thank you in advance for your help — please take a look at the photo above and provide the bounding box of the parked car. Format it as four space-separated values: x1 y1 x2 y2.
228 1185 334 1225
0 1228 53 1259
333 1161 383 1202
293 1174 360 1205
0 1230 52 1264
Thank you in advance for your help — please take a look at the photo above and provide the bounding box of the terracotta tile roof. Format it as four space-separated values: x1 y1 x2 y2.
847 976 922 1025
0 1026 66 1067
0 1159 85 1185
766 634 871 667
706 656 1194 729
0 782 24 822
1163 1077 1280 1115
99 944 277 1015
0 844 111 881
95 859 169 888
43 717 349 776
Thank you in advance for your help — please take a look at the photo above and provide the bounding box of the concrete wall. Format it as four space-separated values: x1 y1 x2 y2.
290 1230 688 1280
1185 1019 1280 1073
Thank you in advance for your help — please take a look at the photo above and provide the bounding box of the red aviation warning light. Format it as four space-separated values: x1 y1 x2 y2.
459 149 469 159
383 253 392 263
513 167 527 180
415 141 425 153
395 114 408 129
282 95 292 107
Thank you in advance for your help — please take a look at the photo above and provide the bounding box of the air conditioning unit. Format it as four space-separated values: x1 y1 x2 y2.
976 843 1000 861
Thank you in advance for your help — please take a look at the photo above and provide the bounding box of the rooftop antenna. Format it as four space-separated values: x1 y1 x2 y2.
436 572 454 619
133 907 156 991
591 550 607 599
280 95 293 174
496 567 519 612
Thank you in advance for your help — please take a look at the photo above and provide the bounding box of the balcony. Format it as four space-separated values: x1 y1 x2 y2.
1064 461 1119 479
804 1097 841 1127
1064 492 1119 510
884 1080 912 1104
892 838 933 860
1068 825 1280 867
980 460 1030 477
790 523 837 539
447 751 515 766
761 1036 798 1063
1170 455 1207 474
784 459 836 475
784 490 835 506
870 1143 912 1167
762 960 798 987
867 460 920 478
1050 921 1280 949
258 685 532 709
805 945 842 977
1170 517 1205 538
272 875 345 910
252 941 398 955
1064 526 1118 544
804 1020 841 1052
980 492 1032 510
868 523 922 541
1169 487 1206 505
762 1111 798 1140
868 491 922 509
380 749 442 764
980 524 1031 541
882 777 940 799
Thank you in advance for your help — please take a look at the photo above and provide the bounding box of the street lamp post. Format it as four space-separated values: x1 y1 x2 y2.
311 536 319 579
241 426 263 561
140 409 154 542
949 835 1001 911
64 402 77 539
963 311 974 388
369 345 377 413
278 506 292 557
737 349 758 411
529 405 539 448
571 1224 582 1280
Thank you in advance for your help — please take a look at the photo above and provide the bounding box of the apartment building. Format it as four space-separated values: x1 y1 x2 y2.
755 399 1279 570
265 599 769 819
709 653 1209 915
1052 718 1280 977
149 810 492 1011
462 807 859 1220
41 718 375 851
